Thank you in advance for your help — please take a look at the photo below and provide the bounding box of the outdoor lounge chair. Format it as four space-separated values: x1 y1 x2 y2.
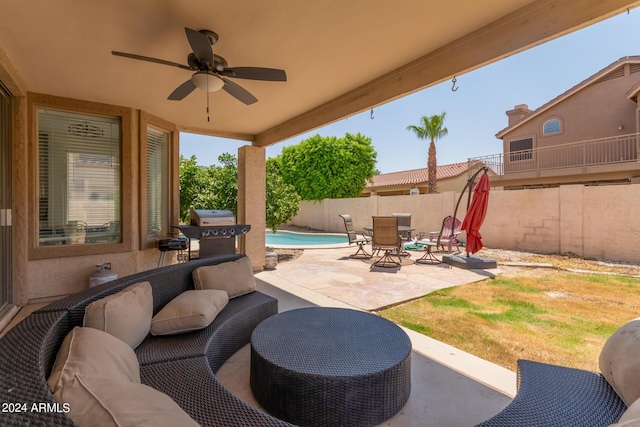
371 216 401 268
339 214 371 259
418 216 461 253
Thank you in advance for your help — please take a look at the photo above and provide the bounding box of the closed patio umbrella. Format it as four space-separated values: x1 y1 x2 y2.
461 172 490 254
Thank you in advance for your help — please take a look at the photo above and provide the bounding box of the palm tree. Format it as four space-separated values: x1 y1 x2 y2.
406 112 448 194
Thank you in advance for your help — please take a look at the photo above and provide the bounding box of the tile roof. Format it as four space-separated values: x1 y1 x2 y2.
366 161 480 189
496 56 640 138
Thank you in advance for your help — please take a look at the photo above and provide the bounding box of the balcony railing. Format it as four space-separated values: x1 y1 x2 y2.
470 133 639 175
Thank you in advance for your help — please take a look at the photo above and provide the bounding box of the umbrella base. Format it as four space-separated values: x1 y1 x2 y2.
442 253 497 269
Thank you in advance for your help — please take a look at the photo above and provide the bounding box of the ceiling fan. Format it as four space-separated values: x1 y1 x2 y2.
112 27 286 105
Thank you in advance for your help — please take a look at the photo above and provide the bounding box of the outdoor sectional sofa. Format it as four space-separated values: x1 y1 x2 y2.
476 317 640 427
0 253 295 426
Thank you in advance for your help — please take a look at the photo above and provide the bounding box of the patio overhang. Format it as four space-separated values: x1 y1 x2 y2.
2 0 640 304
2 0 639 147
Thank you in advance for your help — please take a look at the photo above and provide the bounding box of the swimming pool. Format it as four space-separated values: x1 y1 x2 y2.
265 230 349 248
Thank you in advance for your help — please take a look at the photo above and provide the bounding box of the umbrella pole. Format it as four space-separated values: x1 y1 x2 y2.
451 167 488 257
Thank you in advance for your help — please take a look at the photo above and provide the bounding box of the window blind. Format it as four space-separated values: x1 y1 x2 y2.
38 108 120 246
146 126 169 238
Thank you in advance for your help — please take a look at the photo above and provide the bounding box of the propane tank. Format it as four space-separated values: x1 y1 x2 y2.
89 263 118 287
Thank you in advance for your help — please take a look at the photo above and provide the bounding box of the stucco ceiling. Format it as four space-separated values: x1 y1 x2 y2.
1 0 638 146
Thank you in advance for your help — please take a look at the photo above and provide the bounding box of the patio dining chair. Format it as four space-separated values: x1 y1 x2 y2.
392 212 412 241
371 216 401 268
339 214 371 259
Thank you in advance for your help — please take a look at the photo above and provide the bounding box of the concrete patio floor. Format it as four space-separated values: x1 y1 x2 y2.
216 246 516 426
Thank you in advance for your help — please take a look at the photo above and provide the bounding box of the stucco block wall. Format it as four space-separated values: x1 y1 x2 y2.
481 188 561 253
291 184 640 263
582 184 640 261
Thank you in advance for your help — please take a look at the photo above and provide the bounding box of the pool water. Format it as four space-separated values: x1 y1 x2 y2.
265 230 348 247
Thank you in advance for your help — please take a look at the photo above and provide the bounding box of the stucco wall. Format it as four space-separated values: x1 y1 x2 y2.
502 65 640 152
291 184 640 263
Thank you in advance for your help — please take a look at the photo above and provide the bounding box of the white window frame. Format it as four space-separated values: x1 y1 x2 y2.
542 117 563 136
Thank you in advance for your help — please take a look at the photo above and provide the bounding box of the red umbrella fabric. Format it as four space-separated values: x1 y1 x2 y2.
461 173 490 254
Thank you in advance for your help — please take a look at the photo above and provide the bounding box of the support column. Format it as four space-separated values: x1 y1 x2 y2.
237 145 266 271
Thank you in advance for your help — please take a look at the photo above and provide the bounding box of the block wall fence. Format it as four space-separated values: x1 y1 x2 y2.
287 184 640 263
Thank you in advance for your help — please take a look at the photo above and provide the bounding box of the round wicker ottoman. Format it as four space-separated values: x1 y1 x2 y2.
250 307 412 427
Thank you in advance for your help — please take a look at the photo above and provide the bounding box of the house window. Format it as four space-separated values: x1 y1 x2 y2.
37 109 121 247
139 112 177 249
146 126 170 239
543 119 561 135
509 138 533 161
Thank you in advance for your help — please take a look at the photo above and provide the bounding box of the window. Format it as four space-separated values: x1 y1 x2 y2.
146 126 170 239
139 112 177 249
509 138 533 161
543 119 561 135
38 109 120 247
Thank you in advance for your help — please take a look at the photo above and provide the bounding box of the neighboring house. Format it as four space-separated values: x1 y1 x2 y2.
475 56 640 189
362 161 491 196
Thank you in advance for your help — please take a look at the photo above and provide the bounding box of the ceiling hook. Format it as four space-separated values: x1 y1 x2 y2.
370 108 374 120
451 76 459 92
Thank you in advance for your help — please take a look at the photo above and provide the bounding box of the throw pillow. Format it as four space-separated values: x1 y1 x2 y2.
47 327 140 394
192 256 256 298
83 281 153 349
613 397 640 426
599 317 640 406
54 374 200 427
150 289 229 336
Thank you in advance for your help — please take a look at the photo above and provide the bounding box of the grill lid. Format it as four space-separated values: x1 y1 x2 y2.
190 209 235 226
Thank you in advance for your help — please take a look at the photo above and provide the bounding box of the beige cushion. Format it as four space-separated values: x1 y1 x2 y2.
150 289 229 336
612 397 640 426
192 257 256 298
54 374 199 427
599 317 640 406
608 421 640 427
83 281 153 349
47 327 140 394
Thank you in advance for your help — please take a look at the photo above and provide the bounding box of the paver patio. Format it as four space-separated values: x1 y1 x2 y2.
260 246 500 310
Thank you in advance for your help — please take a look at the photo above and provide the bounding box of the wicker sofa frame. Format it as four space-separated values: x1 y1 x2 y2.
0 254 294 426
476 359 627 426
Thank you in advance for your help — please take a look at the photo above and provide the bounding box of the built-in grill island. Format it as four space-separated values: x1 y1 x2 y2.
172 210 251 259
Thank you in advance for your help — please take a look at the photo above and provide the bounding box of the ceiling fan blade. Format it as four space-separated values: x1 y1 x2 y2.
168 80 197 100
222 78 258 105
221 67 287 81
111 51 192 70
185 28 214 67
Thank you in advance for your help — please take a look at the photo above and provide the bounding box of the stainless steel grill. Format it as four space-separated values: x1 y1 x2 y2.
174 210 251 259
190 209 236 227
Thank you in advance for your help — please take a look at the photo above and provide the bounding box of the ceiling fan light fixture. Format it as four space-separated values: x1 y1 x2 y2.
191 71 224 92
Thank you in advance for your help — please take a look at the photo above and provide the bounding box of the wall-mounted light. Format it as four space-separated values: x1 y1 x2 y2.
618 125 624 131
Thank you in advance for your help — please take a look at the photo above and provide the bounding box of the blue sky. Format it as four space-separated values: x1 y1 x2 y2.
180 10 640 174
